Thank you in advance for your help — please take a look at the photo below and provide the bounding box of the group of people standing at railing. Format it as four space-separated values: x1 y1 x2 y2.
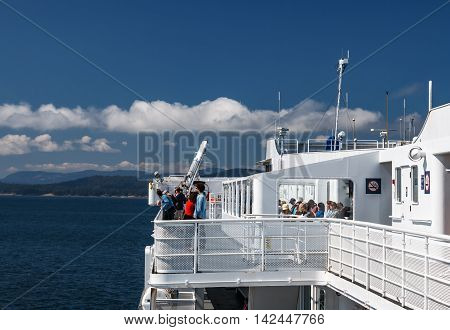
279 198 352 219
156 183 207 220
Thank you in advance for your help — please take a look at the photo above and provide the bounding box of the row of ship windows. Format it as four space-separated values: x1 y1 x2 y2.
223 181 253 217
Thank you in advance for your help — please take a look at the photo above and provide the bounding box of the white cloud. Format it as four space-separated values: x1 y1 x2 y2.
31 134 64 152
0 134 31 155
0 134 118 155
0 103 96 130
24 161 139 172
78 136 119 153
80 135 92 144
0 98 383 133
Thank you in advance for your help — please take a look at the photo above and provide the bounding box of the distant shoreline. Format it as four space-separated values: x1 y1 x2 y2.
0 193 147 199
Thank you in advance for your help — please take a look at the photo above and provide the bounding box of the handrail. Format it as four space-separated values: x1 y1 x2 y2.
166 213 450 243
154 216 450 242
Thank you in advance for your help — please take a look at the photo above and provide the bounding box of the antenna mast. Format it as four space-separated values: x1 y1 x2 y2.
278 91 281 127
403 98 407 142
334 51 349 150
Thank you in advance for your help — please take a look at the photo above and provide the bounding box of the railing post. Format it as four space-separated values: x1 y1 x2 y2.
382 229 386 297
401 232 406 307
366 226 370 290
261 222 265 271
424 236 429 310
193 222 198 274
326 221 330 271
304 221 307 264
339 221 343 276
307 140 310 152
352 223 355 282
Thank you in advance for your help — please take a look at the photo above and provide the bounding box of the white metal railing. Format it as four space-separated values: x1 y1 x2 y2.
304 139 407 153
154 218 328 274
327 218 450 310
152 217 450 310
208 193 222 219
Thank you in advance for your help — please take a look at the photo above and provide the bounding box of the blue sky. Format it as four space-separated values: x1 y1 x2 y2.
0 0 449 177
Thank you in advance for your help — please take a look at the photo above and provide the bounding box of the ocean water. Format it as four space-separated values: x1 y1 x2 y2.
0 196 156 310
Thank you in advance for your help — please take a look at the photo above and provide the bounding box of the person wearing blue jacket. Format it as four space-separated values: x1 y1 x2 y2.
157 189 175 220
194 183 207 219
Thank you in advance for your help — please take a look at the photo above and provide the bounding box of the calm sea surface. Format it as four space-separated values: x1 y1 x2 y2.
0 196 156 309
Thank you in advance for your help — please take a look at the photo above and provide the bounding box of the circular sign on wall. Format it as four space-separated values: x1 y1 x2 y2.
366 178 381 194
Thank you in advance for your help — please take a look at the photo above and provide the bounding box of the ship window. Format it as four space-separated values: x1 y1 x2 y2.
395 167 402 202
411 166 419 203
318 289 326 310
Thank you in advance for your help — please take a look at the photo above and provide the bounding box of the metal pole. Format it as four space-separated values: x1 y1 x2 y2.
193 222 198 273
403 98 407 142
334 67 343 151
385 91 389 144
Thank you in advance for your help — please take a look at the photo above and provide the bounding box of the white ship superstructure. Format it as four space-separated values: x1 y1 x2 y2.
140 59 450 310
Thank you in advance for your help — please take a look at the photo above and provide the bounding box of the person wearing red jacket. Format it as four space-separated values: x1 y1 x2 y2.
183 191 198 219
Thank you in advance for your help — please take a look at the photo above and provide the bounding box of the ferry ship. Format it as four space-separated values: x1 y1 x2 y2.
140 56 450 310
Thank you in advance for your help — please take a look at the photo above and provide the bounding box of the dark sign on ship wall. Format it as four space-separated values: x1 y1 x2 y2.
424 171 431 194
366 178 381 194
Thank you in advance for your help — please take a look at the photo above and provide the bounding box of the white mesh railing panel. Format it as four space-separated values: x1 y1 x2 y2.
153 217 450 309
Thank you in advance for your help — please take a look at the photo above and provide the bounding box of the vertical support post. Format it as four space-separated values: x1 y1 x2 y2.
366 226 370 290
193 222 198 274
235 182 239 216
339 221 343 276
352 223 355 282
385 91 389 144
428 80 432 112
304 221 307 264
326 222 330 271
401 232 406 307
382 229 386 297
261 222 265 271
424 236 429 309
246 181 251 215
240 180 245 217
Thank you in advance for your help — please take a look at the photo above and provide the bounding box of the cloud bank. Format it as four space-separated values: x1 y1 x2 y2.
24 160 137 172
0 98 382 133
0 134 118 156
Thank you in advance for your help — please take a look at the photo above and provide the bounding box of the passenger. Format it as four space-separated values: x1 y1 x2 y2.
289 198 296 213
194 183 207 219
335 202 344 218
183 191 198 219
308 202 318 218
300 203 309 218
316 202 325 218
292 201 301 215
157 189 176 220
330 202 339 218
281 203 291 215
324 201 334 218
174 187 187 220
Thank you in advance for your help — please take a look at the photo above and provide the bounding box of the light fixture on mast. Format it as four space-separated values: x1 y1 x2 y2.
334 51 349 151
